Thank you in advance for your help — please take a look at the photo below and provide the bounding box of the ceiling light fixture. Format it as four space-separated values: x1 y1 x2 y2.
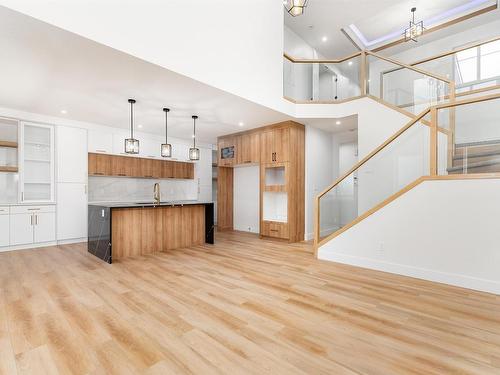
404 7 424 42
238 122 244 127
336 120 341 125
348 61 353 66
161 108 172 158
124 99 139 154
189 115 200 161
284 0 309 17
60 109 67 114
321 36 328 42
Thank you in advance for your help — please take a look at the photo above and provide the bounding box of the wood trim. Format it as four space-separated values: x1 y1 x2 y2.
318 109 430 199
0 141 18 148
433 91 500 110
411 34 500 67
370 4 498 53
456 84 500 98
366 51 452 84
316 172 500 250
283 51 362 64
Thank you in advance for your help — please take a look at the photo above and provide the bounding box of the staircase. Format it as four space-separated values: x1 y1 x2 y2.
448 140 500 174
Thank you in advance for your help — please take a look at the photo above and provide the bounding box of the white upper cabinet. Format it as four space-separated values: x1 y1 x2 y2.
196 147 213 186
88 129 113 154
57 126 88 183
140 137 160 159
19 122 55 203
172 142 189 161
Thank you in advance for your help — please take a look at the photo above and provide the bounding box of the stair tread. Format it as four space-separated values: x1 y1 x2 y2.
447 157 500 172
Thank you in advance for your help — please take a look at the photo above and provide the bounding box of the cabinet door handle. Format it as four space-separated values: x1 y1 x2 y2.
30 214 33 226
95 150 107 153
35 214 38 225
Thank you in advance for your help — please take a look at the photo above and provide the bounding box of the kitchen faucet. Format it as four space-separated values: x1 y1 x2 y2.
153 182 161 205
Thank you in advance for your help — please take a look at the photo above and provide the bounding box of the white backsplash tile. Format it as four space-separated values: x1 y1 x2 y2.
88 177 198 203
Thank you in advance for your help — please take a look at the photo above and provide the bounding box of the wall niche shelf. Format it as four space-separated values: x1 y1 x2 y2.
0 141 18 148
0 166 18 173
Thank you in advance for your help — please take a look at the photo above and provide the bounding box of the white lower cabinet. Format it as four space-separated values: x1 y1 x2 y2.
57 183 87 241
9 205 56 246
0 207 9 247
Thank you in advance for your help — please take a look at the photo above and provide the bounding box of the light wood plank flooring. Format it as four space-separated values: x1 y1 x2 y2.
1 231 499 374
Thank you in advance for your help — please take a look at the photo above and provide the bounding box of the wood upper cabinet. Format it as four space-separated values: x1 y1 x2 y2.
218 137 236 167
260 127 289 164
88 153 111 176
88 153 193 179
237 132 260 164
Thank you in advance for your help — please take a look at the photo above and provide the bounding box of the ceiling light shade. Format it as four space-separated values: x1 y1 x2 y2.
404 7 424 42
284 0 309 17
125 99 139 154
161 107 172 158
189 115 200 161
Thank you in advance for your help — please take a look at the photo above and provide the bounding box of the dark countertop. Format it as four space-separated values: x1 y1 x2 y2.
88 200 213 209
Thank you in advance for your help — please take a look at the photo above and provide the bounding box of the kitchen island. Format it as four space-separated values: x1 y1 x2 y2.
88 201 214 263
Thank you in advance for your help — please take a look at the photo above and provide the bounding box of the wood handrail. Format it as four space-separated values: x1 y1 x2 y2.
365 51 452 84
381 35 500 76
317 108 431 199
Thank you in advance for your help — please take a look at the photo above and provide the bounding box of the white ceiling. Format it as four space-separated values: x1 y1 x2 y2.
285 0 498 58
0 6 290 144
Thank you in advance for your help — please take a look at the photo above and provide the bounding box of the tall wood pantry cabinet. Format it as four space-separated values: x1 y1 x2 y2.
217 121 304 242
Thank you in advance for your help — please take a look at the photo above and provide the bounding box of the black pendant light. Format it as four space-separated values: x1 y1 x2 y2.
189 115 200 161
161 108 172 157
124 99 139 154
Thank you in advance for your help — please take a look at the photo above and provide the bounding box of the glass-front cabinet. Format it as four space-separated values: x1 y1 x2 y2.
19 122 55 203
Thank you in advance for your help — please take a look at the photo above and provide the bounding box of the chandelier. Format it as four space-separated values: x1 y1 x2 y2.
284 0 309 17
404 7 424 42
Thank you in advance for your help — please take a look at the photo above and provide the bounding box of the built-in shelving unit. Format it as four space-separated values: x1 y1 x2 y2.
217 121 304 242
0 118 19 180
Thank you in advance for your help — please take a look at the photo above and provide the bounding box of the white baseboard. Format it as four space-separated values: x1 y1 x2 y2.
57 238 88 245
0 241 57 253
318 250 500 295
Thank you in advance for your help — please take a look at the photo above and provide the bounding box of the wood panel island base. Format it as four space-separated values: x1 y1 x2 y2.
87 202 214 263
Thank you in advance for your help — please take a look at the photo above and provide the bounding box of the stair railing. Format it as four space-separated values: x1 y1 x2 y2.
314 91 500 255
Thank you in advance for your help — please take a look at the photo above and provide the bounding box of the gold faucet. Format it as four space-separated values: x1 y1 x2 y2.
153 182 161 205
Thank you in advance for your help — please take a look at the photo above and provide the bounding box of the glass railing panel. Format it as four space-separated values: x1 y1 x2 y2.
283 55 361 102
318 115 430 240
414 39 500 95
437 96 500 175
368 54 449 115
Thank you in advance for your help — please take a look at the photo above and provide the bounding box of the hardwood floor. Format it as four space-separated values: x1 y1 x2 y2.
1 231 499 374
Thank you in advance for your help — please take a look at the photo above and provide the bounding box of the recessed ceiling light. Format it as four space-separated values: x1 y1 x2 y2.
60 109 67 114
321 36 328 42
138 124 143 129
238 122 244 127
336 120 341 125
348 61 353 66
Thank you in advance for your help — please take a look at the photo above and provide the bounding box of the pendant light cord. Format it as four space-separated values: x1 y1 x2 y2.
193 116 197 148
165 110 168 143
130 100 134 139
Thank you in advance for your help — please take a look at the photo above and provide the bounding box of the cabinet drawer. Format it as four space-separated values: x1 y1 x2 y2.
10 205 56 214
0 206 9 215
261 221 289 239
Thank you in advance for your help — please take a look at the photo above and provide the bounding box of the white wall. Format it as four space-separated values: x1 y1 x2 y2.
233 165 260 233
0 0 294 116
304 126 334 239
319 178 500 295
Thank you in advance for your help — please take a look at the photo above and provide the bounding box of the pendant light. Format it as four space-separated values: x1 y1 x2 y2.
189 115 200 161
284 0 309 17
124 99 139 154
404 7 424 42
161 108 172 157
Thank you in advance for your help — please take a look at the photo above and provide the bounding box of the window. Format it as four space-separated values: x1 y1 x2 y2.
454 40 500 85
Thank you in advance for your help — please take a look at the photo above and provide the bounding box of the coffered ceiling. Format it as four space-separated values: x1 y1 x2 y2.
285 0 498 58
